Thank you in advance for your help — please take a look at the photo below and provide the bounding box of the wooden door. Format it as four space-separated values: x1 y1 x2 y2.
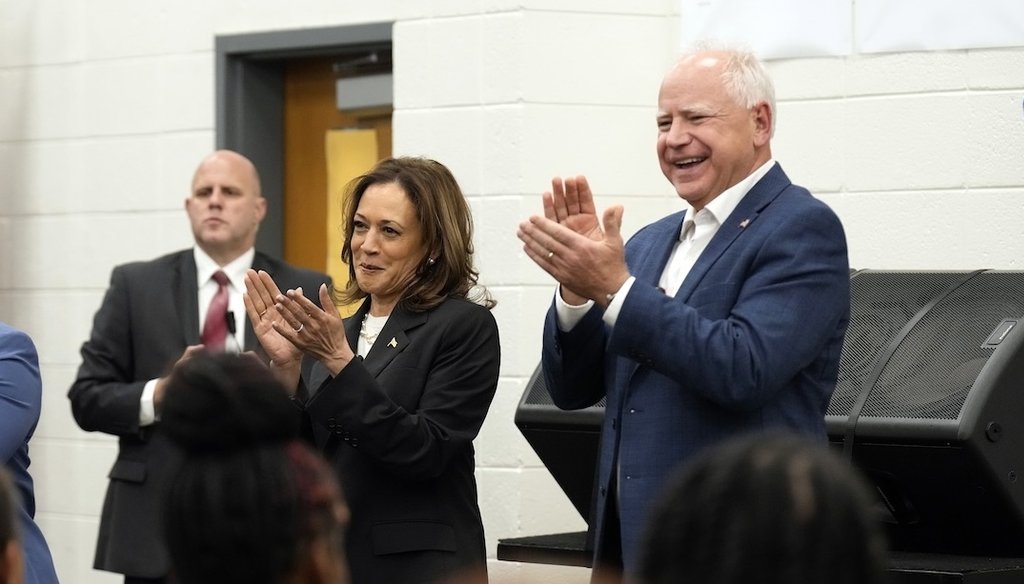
282 56 392 288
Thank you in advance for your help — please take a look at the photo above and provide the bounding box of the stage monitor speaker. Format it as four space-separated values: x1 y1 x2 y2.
515 364 603 526
515 269 1024 557
828 269 1024 556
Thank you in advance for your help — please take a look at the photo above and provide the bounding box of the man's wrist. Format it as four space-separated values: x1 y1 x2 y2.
558 285 590 307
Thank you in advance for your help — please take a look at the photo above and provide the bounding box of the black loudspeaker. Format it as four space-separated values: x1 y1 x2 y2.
515 269 1024 557
829 269 1024 556
515 365 603 526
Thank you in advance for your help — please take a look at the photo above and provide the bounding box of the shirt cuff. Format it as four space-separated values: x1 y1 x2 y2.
140 378 159 426
553 286 595 332
601 276 635 328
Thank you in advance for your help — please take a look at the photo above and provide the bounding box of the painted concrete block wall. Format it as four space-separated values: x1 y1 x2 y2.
767 49 1024 271
1 1 1022 584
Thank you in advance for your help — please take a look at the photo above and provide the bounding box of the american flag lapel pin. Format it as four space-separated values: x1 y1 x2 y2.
388 337 398 348
738 218 750 229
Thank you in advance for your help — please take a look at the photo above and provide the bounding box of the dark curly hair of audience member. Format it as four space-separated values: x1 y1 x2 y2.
160 353 349 584
637 432 888 584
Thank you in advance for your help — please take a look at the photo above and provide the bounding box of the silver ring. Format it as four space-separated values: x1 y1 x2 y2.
259 310 267 318
295 323 304 333
546 250 554 260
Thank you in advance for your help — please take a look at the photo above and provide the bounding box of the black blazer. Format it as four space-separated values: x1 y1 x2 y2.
68 249 330 579
301 296 500 584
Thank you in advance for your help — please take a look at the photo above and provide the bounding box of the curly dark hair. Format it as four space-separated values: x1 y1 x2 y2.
160 353 348 584
637 432 888 584
336 157 494 312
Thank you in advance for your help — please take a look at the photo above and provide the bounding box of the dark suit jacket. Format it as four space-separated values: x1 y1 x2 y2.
0 323 59 584
68 249 330 579
542 164 850 573
301 296 500 584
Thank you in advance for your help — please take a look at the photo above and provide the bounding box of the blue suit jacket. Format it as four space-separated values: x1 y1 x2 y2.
542 164 850 573
1 323 59 584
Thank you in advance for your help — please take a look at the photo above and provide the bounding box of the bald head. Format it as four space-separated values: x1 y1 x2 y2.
185 150 267 265
192 150 262 197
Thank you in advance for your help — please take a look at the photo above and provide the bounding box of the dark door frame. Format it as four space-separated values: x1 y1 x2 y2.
215 22 392 256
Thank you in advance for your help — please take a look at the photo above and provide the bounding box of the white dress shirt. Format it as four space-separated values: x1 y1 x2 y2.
139 247 256 426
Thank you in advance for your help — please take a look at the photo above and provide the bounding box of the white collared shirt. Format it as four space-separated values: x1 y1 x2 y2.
555 159 777 330
140 246 256 426
194 246 255 352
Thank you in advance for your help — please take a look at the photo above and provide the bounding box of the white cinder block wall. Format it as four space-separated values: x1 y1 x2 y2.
1 1 1022 583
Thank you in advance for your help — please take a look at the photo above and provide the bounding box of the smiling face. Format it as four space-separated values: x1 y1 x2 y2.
185 151 267 265
656 51 772 210
350 181 426 315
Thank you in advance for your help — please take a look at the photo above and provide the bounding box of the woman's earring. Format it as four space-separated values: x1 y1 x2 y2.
427 257 436 266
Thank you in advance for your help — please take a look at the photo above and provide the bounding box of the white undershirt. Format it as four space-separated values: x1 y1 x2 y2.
358 313 389 357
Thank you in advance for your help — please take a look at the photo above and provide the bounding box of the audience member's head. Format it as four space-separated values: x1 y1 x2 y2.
0 469 22 584
160 353 349 584
637 432 887 584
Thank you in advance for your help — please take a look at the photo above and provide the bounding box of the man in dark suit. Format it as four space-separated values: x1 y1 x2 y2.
68 150 331 584
517 46 850 580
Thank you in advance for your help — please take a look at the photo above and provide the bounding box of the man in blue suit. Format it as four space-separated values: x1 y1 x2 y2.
517 45 850 580
1 322 59 584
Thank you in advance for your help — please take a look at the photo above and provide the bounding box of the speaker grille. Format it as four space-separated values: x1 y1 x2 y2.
828 271 967 417
860 272 1024 419
524 368 556 406
522 365 607 409
829 271 1024 421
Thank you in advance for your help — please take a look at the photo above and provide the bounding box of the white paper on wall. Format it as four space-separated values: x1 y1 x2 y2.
680 0 852 59
856 0 1024 53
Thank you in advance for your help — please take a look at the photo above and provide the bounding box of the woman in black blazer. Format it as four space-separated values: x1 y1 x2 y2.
244 157 499 584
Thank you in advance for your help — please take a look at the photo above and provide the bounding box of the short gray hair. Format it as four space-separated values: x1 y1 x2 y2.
679 41 777 137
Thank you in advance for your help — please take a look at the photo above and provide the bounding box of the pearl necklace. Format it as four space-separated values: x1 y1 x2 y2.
360 313 388 346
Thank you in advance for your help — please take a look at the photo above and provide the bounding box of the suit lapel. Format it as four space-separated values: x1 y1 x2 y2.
634 213 686 289
362 305 428 377
304 300 366 396
675 164 790 302
344 299 369 356
176 252 201 345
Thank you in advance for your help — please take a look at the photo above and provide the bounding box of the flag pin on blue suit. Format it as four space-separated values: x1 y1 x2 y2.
739 218 751 228
388 337 398 348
